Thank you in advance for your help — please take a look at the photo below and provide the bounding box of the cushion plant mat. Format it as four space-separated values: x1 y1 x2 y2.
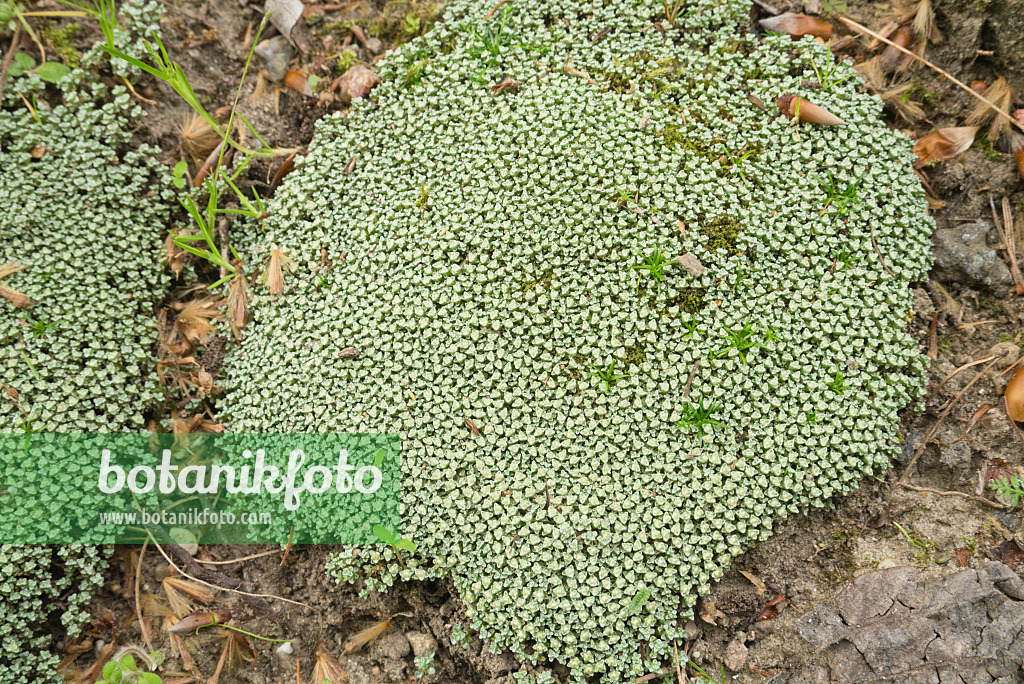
223 0 933 679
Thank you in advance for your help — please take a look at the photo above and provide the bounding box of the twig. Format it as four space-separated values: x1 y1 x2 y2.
839 16 1024 135
147 533 315 611
870 226 895 278
0 24 23 105
121 75 158 105
927 312 938 361
136 541 154 652
752 0 781 15
673 641 683 684
194 549 282 565
897 483 1009 509
481 0 511 21
898 355 1002 484
938 354 997 390
683 359 699 399
990 196 1024 294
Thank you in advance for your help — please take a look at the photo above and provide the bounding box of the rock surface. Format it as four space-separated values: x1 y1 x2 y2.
767 561 1024 683
931 221 1013 291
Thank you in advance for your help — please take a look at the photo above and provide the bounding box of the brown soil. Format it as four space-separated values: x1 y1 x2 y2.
43 0 1024 681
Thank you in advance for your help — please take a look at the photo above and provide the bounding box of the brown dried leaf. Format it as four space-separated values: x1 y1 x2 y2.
912 127 978 168
0 260 32 308
998 539 1024 568
168 610 232 635
699 599 726 625
270 151 298 193
465 418 480 435
758 13 833 39
739 570 766 595
1007 365 1024 422
284 69 313 96
954 546 971 568
755 594 787 622
966 403 996 432
30 144 47 159
311 643 349 684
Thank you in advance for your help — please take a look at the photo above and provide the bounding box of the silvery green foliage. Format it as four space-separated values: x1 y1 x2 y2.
224 0 932 678
0 5 168 680
0 83 171 432
0 545 108 682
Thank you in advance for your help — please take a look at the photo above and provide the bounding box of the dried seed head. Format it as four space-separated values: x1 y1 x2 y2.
178 113 221 162
966 77 1014 143
172 296 224 347
343 619 390 654
912 127 978 168
226 263 251 340
776 94 846 125
758 13 832 40
311 643 349 684
263 249 297 296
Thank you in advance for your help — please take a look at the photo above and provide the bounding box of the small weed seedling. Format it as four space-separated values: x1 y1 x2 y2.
373 524 417 564
893 522 935 566
678 398 722 439
468 5 514 64
681 316 699 338
26 317 57 338
587 360 629 392
988 475 1024 507
825 369 850 393
631 249 669 295
833 245 862 269
97 648 164 684
820 174 864 215
719 142 758 185
711 321 765 364
809 42 855 89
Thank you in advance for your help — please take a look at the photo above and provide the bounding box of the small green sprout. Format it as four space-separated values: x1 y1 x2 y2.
631 249 669 295
833 245 861 268
825 369 850 393
373 524 417 564
624 587 650 616
677 399 723 439
97 648 165 684
711 321 765 364
809 41 855 89
414 650 436 679
587 360 629 391
988 475 1024 507
27 317 58 338
820 174 864 215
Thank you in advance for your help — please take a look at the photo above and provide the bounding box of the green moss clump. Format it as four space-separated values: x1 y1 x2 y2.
668 287 707 314
700 215 742 254
41 22 81 68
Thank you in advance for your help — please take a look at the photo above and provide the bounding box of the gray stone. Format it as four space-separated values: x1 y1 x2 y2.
724 637 748 671
787 562 1024 683
406 631 437 658
676 252 705 277
931 221 1013 292
374 630 411 660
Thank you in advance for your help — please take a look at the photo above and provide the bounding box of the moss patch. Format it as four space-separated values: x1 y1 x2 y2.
700 215 742 254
